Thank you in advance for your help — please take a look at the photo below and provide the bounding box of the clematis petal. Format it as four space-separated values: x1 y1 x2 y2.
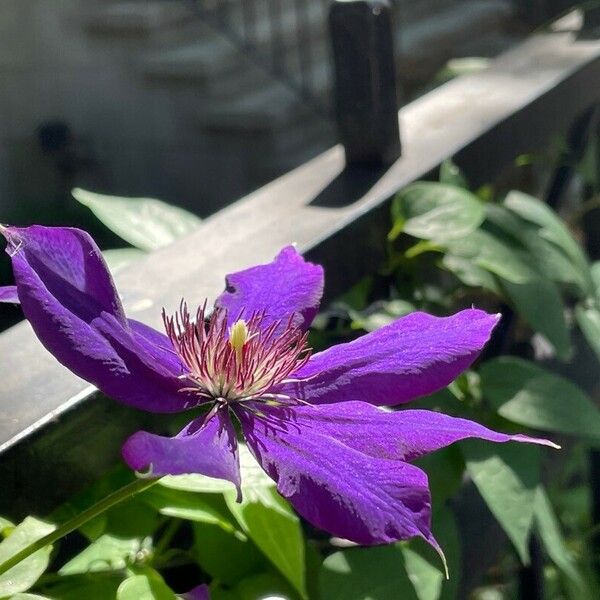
1 225 193 413
128 318 184 374
261 402 558 465
279 309 500 406
91 312 196 412
2 225 126 324
236 403 438 549
214 246 324 333
122 409 241 497
182 584 210 600
0 285 18 303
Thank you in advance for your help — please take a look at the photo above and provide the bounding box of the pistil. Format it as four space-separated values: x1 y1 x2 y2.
163 302 310 404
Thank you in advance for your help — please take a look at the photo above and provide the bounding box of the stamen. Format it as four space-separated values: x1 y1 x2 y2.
163 302 311 404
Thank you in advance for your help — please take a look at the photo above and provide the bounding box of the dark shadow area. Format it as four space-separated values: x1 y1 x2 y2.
309 164 391 208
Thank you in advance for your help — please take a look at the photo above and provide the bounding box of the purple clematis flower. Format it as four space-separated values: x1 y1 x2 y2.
182 583 210 600
0 225 556 563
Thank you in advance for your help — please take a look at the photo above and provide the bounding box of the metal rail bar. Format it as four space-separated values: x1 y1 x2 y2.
1 16 600 517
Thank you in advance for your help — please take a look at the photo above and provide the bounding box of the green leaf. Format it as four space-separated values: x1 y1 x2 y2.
438 160 468 189
534 488 594 600
480 357 600 439
414 445 464 507
40 573 123 600
445 229 535 284
225 487 306 599
117 568 176 600
160 444 273 494
102 248 146 273
0 517 14 539
0 517 56 597
434 507 461 600
141 486 235 531
59 534 150 575
575 303 600 363
441 254 500 294
590 262 600 296
504 191 592 290
436 57 490 81
319 545 419 600
502 276 570 360
10 594 52 599
73 188 201 251
191 522 268 586
390 183 485 242
462 442 540 563
349 300 415 332
486 202 589 294
401 546 443 600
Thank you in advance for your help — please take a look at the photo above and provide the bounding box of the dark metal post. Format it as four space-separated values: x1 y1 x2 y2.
518 536 545 600
329 0 401 166
584 2 600 33
545 106 599 209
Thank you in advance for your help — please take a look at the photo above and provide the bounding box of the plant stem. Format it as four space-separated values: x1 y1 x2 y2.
0 476 160 578
152 517 182 561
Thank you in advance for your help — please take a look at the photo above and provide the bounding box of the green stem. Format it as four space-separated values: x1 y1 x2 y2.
0 476 161 578
152 518 182 561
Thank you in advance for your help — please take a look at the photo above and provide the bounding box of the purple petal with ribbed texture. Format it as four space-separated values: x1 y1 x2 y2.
182 584 210 600
278 309 500 406
1 225 194 412
122 409 241 497
257 402 558 465
0 285 18 303
128 318 184 374
2 225 126 324
214 246 324 333
236 403 437 549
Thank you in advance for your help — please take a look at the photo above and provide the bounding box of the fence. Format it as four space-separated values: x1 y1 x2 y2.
1 2 599 597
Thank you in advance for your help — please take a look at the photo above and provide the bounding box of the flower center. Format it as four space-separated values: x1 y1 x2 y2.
163 302 310 404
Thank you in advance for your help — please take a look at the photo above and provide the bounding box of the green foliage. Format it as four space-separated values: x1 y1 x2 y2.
38 572 124 600
533 488 594 600
575 303 600 363
191 522 267 585
141 486 236 531
319 545 419 600
58 534 151 575
0 517 55 597
349 299 415 332
116 568 176 600
389 182 485 242
72 188 201 251
224 487 307 599
444 228 534 283
438 160 469 189
480 357 600 439
503 191 592 288
102 248 147 273
462 442 540 564
0 518 13 539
